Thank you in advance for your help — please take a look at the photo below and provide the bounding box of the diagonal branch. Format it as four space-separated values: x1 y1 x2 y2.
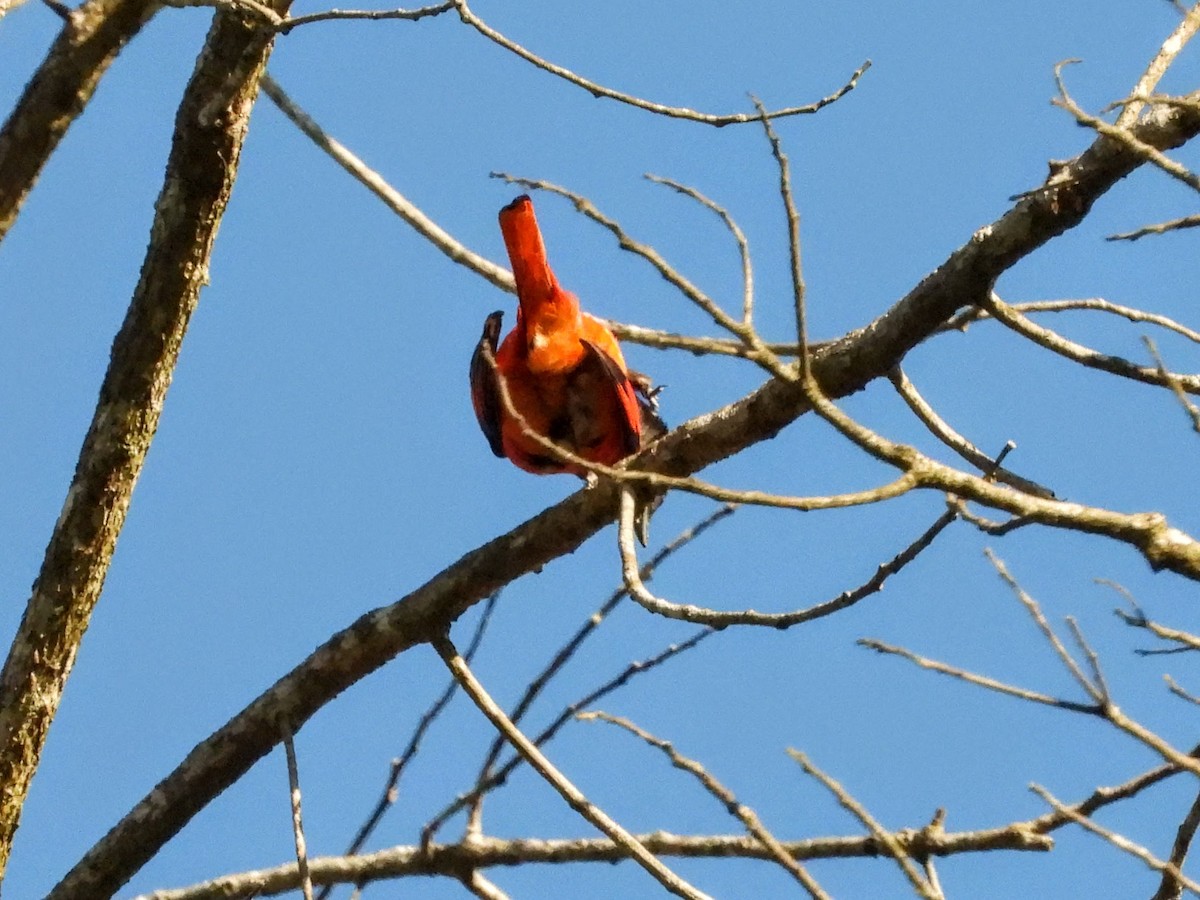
431 634 712 900
0 0 160 241
51 49 1200 899
259 73 513 291
583 711 830 898
1033 784 1200 895
423 629 714 847
982 293 1200 395
1152 784 1200 900
888 367 1055 498
1 2 292 882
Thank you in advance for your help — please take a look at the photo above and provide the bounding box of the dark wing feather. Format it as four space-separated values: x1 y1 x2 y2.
629 369 668 446
578 340 641 457
469 311 506 458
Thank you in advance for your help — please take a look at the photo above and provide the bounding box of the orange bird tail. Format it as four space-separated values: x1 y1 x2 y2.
498 195 557 309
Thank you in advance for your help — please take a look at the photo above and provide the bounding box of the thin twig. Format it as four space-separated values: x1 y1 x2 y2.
752 96 809 377
788 750 938 900
987 551 1102 702
278 1 452 32
422 629 714 846
1066 617 1111 704
618 489 957 628
1167 676 1200 706
858 638 1100 715
1032 784 1200 895
455 0 870 126
1108 212 1200 241
465 506 735 836
950 498 1036 536
260 74 513 291
889 367 1055 498
1152 784 1200 900
982 293 1200 395
281 724 314 900
581 711 830 898
645 174 755 325
944 297 1200 345
1103 580 1200 656
1144 336 1200 433
315 593 501 900
431 633 713 900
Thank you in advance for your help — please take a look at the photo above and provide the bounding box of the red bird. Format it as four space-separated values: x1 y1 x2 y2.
470 194 663 479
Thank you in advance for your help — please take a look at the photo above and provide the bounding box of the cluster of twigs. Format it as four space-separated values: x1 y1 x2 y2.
2 0 1200 897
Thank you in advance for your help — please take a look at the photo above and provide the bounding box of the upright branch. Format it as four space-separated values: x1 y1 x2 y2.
2 0 291 884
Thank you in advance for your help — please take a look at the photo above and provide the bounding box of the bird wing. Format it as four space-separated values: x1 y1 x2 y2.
469 311 507 458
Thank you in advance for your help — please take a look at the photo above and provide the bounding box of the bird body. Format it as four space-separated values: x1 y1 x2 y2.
470 195 662 477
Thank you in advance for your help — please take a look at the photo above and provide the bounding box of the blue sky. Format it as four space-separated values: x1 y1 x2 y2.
2 2 1199 897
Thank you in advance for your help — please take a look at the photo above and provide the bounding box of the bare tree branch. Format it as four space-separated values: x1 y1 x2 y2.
1032 784 1200 895
982 293 1200 395
131 823 1054 900
51 56 1200 899
644 174 756 325
277 0 452 32
583 711 830 898
281 725 313 900
788 750 938 899
619 489 958 628
1144 336 1200 433
859 638 1101 715
259 73 513 291
1151 785 1200 900
431 634 712 900
1 3 289 881
889 368 1055 498
463 507 735 838
1055 63 1200 194
423 629 714 846
1114 4 1200 129
135 741 1192 899
1108 212 1200 241
453 0 871 126
944 297 1200 345
314 593 500 900
0 0 159 240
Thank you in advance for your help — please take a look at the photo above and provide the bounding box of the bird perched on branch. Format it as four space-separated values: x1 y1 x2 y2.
470 194 665 531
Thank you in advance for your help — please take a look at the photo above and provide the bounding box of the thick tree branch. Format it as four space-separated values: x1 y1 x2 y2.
5 2 291 889
0 0 160 241
51 68 1200 900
